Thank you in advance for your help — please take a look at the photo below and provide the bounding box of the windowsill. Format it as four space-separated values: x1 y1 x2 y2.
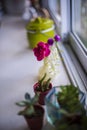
57 40 87 93
0 15 70 130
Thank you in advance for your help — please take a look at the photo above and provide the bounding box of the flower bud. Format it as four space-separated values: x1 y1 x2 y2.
54 35 61 41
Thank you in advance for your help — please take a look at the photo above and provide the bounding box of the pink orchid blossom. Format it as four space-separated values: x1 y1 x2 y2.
33 42 50 61
33 34 61 61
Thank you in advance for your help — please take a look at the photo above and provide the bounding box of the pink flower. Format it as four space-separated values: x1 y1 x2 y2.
33 34 61 61
33 42 50 61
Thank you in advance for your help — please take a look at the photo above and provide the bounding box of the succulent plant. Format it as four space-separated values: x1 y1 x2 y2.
16 93 40 117
55 85 87 130
57 85 85 113
35 73 51 92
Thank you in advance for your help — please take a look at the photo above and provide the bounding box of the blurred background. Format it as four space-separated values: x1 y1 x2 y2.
0 0 49 19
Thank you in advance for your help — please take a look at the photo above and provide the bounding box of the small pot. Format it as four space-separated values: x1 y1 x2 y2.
24 105 44 130
33 82 52 105
26 17 55 49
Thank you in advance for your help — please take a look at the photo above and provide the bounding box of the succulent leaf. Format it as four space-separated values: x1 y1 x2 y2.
25 93 31 100
16 101 28 107
16 93 39 116
55 85 87 130
36 73 51 92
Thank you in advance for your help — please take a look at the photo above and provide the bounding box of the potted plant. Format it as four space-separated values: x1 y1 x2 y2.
55 108 87 130
33 73 52 105
56 85 85 113
54 85 87 130
45 85 86 128
16 93 44 130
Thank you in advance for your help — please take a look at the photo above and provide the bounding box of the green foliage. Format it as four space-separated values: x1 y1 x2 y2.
55 85 87 130
55 114 87 130
57 85 84 113
36 73 51 92
16 93 39 116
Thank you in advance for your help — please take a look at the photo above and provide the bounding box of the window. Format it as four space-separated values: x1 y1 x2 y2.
48 0 61 34
72 0 87 49
71 0 87 72
47 0 87 92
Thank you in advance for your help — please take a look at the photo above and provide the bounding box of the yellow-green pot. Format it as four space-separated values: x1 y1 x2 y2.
26 17 55 49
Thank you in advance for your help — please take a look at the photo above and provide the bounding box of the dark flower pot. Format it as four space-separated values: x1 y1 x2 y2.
24 105 44 130
33 82 52 105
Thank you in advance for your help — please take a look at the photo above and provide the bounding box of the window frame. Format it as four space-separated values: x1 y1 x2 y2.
47 0 87 92
70 0 87 72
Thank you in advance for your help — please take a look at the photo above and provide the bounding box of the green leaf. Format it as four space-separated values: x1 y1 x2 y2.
58 108 69 116
25 106 35 116
31 93 39 104
18 105 35 116
39 73 46 83
18 110 26 115
16 101 27 106
25 93 31 100
16 93 39 116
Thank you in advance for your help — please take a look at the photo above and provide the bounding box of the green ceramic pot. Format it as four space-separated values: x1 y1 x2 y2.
26 17 55 49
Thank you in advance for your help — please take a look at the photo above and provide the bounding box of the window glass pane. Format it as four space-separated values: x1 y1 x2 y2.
56 0 61 32
57 0 61 15
50 0 61 15
52 0 61 33
72 0 87 49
